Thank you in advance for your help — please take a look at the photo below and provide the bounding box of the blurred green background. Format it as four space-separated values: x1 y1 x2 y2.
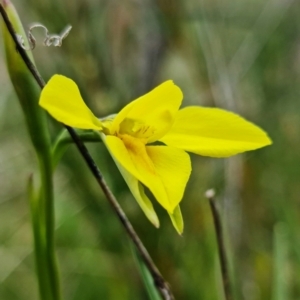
1 0 300 299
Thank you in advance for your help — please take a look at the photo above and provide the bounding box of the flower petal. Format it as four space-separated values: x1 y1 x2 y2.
99 133 159 226
160 106 272 157
102 134 171 211
39 75 102 130
102 134 190 212
168 205 184 235
146 146 191 211
111 81 183 142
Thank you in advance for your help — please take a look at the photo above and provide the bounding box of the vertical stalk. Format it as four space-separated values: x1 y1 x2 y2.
29 152 61 300
206 189 232 300
1 2 62 299
38 151 61 300
28 175 52 300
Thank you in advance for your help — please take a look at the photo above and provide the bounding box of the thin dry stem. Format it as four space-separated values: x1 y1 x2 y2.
206 189 232 300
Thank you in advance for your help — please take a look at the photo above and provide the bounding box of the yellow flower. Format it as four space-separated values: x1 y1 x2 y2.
39 75 272 234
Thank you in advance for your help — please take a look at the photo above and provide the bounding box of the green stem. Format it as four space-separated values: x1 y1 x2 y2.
131 243 162 300
28 176 52 300
29 153 61 300
0 4 62 299
38 151 61 300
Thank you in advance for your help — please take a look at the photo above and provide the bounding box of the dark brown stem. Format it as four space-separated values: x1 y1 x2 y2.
0 4 174 299
205 189 232 300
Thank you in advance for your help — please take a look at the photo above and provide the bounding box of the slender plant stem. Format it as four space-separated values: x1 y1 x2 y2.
0 5 174 299
37 152 61 300
1 3 61 299
28 175 52 300
66 128 173 300
205 189 232 300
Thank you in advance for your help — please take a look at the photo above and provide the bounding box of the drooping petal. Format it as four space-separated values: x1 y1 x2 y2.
110 81 183 142
102 134 172 211
146 146 191 212
168 205 184 235
99 134 159 226
102 133 191 213
160 106 272 157
39 75 102 130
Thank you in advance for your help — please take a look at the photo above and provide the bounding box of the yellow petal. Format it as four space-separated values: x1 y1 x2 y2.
39 75 102 130
161 107 272 157
111 81 183 142
168 205 184 235
102 134 172 211
146 146 191 212
99 133 159 226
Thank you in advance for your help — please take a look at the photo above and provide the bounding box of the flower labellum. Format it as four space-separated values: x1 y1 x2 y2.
39 75 272 234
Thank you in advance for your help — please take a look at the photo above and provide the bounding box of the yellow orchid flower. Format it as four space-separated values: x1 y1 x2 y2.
39 74 272 234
